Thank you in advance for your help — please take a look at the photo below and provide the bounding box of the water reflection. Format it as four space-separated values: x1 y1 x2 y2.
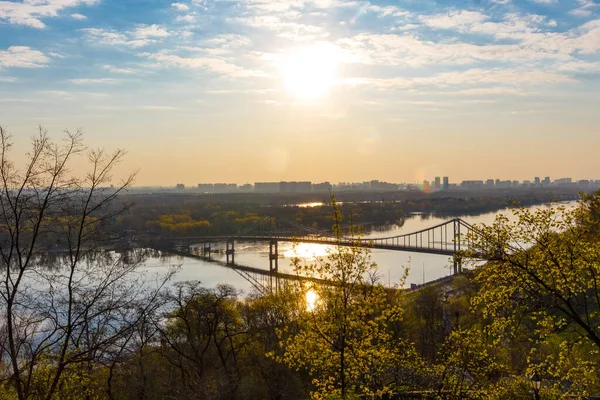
306 288 319 312
283 243 331 260
297 202 325 208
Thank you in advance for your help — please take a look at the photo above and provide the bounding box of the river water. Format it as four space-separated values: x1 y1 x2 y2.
141 201 578 294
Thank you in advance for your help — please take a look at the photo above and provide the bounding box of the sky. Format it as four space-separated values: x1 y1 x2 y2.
1 0 599 186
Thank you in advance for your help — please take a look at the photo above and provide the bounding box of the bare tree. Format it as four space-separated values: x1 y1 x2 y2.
0 126 172 400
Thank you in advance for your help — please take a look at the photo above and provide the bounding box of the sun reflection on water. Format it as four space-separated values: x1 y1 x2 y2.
283 243 330 260
305 288 319 312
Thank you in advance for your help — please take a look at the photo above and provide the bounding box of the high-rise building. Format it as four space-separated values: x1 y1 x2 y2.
313 182 332 192
442 177 449 190
434 176 441 189
534 177 541 186
543 177 551 186
254 182 279 193
197 183 214 192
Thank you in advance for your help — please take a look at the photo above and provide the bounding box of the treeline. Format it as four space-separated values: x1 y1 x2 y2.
111 188 582 237
113 196 406 236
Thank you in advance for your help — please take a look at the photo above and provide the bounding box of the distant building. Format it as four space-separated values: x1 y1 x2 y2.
370 180 398 191
279 181 312 193
555 178 572 186
486 179 495 188
239 183 252 192
197 183 214 192
176 183 185 190
313 182 332 192
495 180 512 189
434 177 441 189
213 183 229 193
296 181 312 193
443 177 449 190
461 180 484 189
578 180 590 187
534 177 541 186
254 182 279 193
543 177 551 186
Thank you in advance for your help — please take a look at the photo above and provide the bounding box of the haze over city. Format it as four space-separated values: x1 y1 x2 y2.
1 0 600 185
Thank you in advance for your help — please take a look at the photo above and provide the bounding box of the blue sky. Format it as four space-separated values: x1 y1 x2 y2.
1 0 599 185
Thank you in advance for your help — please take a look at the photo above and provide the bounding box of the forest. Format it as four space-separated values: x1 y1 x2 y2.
1 128 599 400
112 188 580 238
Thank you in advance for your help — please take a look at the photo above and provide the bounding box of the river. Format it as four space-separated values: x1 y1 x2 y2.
140 200 579 294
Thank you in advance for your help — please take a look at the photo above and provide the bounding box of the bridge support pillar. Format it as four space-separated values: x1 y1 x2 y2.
453 257 462 275
203 242 211 260
269 240 278 273
226 239 235 265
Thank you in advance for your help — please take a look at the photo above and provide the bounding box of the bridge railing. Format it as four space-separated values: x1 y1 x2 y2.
168 217 487 257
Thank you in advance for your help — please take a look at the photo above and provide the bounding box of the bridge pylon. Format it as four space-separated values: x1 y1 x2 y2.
269 240 278 273
226 239 235 265
203 241 212 260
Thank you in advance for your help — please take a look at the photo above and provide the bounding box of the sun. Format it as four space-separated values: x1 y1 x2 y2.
278 43 339 99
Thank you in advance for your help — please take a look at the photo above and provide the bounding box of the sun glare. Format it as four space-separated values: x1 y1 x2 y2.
306 288 319 312
283 243 329 259
278 43 339 99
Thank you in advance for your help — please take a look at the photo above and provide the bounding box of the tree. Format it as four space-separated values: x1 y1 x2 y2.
277 197 418 399
154 282 248 400
465 192 600 396
0 126 171 400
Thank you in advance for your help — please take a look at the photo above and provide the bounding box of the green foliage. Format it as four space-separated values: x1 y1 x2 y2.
464 190 600 397
276 197 419 399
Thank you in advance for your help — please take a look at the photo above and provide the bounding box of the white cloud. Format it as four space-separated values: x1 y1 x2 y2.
529 0 556 4
175 14 196 23
570 8 593 17
71 13 87 20
171 3 190 11
0 76 17 82
556 60 600 71
203 34 251 48
41 90 76 100
0 46 50 68
0 0 99 28
138 105 177 111
569 0 598 17
139 51 267 78
102 65 138 74
448 87 530 96
368 5 409 18
81 25 170 48
343 68 574 89
335 33 571 68
134 24 170 38
69 78 120 84
420 10 488 30
233 16 329 41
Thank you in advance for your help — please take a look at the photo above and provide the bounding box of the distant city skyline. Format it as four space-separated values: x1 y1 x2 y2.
1 0 599 185
149 176 600 192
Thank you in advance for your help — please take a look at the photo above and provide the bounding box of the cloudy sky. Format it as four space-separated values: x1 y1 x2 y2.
1 0 599 186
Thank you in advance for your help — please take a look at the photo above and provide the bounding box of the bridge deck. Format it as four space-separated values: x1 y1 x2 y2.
179 235 458 257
